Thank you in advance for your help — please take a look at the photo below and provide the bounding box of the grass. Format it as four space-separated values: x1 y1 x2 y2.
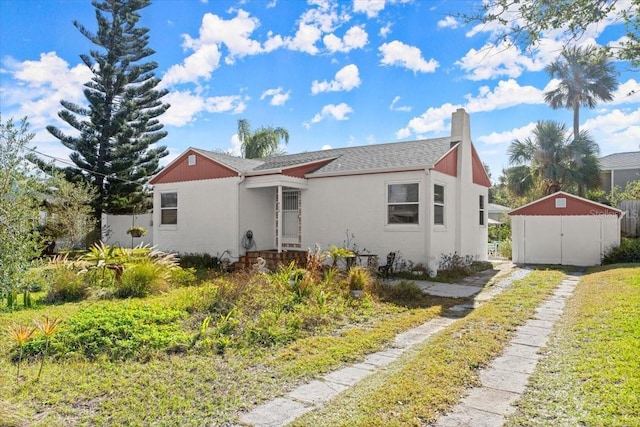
505 265 640 427
291 269 565 426
0 270 458 426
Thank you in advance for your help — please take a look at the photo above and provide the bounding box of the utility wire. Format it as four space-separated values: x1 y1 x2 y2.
25 145 148 186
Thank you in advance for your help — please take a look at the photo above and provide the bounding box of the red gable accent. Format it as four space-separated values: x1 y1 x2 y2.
509 192 622 217
282 158 336 178
150 150 238 184
433 147 457 177
471 144 491 187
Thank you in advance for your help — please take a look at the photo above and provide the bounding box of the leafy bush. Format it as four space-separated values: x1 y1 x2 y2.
499 239 512 259
380 281 425 302
346 266 372 292
168 267 198 287
44 267 90 303
178 252 227 271
115 261 167 298
23 301 190 361
602 238 640 264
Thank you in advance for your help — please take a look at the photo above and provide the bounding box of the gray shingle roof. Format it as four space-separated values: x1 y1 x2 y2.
599 151 640 169
194 137 454 176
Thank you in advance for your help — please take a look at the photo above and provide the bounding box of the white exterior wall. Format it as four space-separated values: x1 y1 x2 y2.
303 171 430 264
102 213 153 248
511 215 621 266
429 171 457 262
238 186 276 254
153 177 240 256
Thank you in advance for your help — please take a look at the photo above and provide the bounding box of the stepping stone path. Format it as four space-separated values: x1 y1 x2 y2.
239 267 578 427
433 273 581 426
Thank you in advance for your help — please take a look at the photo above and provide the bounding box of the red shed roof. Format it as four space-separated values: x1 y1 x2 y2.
509 192 623 217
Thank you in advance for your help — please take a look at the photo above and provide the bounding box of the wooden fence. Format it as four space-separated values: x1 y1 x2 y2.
619 200 640 237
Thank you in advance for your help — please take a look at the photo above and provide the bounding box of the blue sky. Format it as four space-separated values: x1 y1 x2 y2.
1 0 639 181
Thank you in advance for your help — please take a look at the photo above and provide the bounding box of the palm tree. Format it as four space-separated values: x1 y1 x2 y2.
507 121 600 197
237 119 289 159
544 45 618 139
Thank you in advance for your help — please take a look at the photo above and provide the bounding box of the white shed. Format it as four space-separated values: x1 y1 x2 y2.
509 192 623 266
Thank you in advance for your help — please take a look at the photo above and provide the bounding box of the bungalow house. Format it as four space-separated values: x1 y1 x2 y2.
599 151 640 192
149 108 491 268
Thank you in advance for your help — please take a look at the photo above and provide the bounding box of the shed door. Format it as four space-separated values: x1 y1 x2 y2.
560 216 601 266
524 217 562 264
523 216 602 266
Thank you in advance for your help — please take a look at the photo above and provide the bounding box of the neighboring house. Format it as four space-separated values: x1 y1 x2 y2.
599 151 640 192
488 203 510 225
509 191 623 266
149 108 491 267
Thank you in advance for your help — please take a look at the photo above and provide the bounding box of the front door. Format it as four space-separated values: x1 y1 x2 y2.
282 189 301 246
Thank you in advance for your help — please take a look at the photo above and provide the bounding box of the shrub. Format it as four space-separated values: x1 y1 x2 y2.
45 267 90 303
499 239 512 259
380 281 425 302
347 266 374 293
22 302 190 361
168 267 198 287
115 261 167 298
602 238 640 264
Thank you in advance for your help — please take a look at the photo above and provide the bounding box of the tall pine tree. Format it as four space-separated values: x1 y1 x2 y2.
43 0 169 237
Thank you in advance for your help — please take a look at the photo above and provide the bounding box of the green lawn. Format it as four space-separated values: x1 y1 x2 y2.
290 269 565 426
506 265 640 427
0 271 458 426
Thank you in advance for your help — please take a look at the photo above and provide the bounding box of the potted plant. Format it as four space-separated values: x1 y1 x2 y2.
126 225 147 238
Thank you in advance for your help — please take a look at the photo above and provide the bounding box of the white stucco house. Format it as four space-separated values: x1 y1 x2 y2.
149 108 491 267
509 191 623 266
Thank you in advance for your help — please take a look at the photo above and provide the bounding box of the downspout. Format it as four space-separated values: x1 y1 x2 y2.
236 174 245 260
277 185 283 253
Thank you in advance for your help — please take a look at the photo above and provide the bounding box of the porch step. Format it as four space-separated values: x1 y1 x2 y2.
235 250 308 271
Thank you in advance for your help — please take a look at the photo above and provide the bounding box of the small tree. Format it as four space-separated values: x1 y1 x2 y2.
41 172 97 250
0 117 42 303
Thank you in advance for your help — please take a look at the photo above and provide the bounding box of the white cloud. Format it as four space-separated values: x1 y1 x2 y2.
437 16 459 29
456 41 552 81
185 10 264 63
582 108 640 153
1 52 91 133
323 25 368 52
353 0 386 18
464 79 545 112
396 103 461 138
260 87 291 106
611 79 640 105
379 40 438 73
311 64 361 94
161 91 247 126
310 102 354 124
477 122 537 145
162 91 205 126
285 22 323 54
379 22 392 38
204 95 247 114
229 133 242 156
162 44 221 86
389 96 412 112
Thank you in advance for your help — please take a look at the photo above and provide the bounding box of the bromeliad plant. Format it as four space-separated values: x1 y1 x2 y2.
34 316 61 381
9 323 37 382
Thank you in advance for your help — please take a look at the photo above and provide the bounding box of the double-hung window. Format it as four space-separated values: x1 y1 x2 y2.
479 195 485 226
387 183 419 224
434 184 445 225
160 192 178 225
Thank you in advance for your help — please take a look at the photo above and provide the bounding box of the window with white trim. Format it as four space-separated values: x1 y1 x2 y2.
160 192 177 225
479 195 485 226
434 184 445 225
387 183 419 224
